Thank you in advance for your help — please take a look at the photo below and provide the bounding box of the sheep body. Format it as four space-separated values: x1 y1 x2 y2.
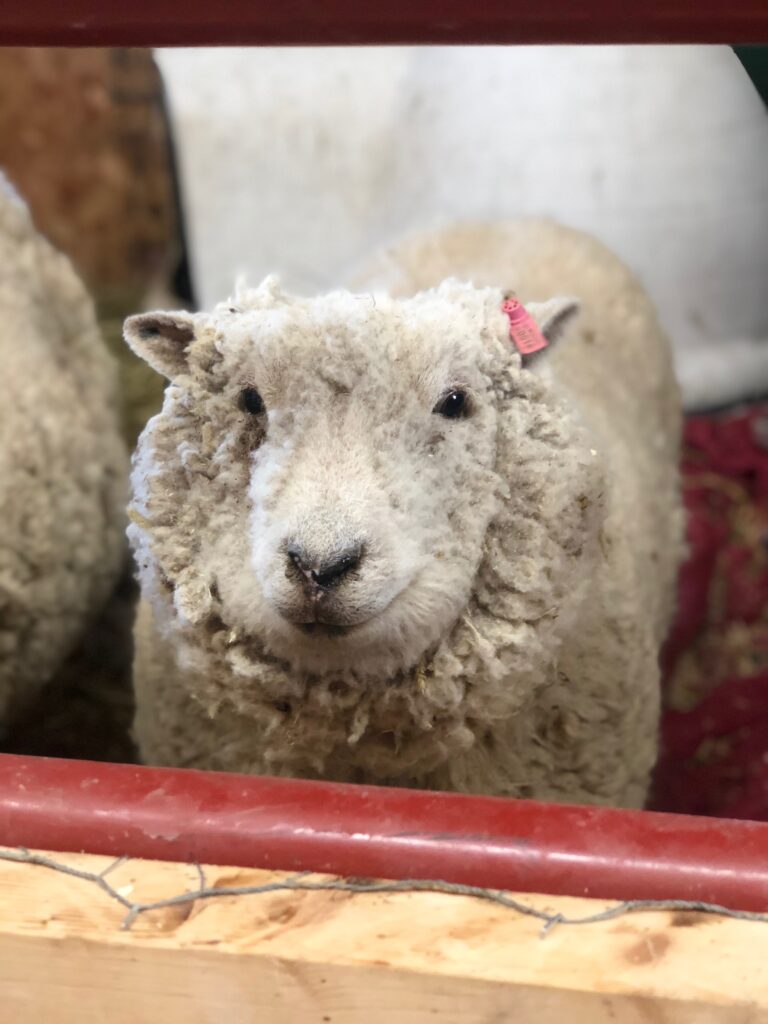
0 174 128 722
127 219 683 807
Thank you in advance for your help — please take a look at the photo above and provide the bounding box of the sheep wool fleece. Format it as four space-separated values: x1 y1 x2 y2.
0 174 128 722
127 219 684 808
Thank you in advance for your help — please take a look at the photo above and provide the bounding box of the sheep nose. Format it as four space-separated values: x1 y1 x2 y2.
287 543 363 592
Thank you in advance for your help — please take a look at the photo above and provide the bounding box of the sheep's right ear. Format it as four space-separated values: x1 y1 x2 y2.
123 311 196 379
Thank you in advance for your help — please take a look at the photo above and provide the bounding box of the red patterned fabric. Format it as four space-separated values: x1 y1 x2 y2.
652 406 768 820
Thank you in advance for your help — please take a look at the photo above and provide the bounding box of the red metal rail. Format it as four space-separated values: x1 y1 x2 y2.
1 752 767 910
0 1 767 47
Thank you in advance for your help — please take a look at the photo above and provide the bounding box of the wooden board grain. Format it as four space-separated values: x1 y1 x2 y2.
0 849 767 1022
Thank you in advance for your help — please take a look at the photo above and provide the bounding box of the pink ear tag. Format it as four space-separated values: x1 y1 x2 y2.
501 298 548 357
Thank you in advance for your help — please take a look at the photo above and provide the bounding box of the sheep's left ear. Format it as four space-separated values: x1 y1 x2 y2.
524 297 581 349
123 311 196 380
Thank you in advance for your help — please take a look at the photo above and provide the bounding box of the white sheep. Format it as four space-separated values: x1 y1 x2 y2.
0 174 128 724
124 219 684 808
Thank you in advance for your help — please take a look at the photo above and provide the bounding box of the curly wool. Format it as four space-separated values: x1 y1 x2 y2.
129 220 684 807
0 174 128 722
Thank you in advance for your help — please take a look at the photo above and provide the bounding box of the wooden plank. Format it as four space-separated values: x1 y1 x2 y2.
0 0 767 47
0 849 766 1022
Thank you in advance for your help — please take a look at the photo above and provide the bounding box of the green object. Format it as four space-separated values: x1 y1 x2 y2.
734 46 768 107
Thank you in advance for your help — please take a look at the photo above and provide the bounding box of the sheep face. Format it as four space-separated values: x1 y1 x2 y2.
126 278 586 682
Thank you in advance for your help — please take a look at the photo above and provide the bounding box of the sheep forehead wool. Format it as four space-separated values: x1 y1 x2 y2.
128 272 606 780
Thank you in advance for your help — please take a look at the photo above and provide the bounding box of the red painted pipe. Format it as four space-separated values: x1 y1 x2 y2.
1 753 767 910
0 0 766 47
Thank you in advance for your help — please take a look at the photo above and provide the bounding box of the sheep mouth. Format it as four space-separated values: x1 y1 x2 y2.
296 622 357 638
279 578 413 640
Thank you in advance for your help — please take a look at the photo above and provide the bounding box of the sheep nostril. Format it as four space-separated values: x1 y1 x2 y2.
313 548 362 589
287 545 309 576
286 543 363 591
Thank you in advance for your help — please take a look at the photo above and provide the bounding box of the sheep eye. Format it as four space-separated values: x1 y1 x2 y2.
241 387 264 415
433 389 469 419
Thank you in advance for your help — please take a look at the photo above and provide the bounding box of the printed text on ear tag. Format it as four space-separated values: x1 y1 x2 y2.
501 298 548 356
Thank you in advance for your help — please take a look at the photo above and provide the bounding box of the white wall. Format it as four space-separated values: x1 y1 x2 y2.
157 45 768 408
